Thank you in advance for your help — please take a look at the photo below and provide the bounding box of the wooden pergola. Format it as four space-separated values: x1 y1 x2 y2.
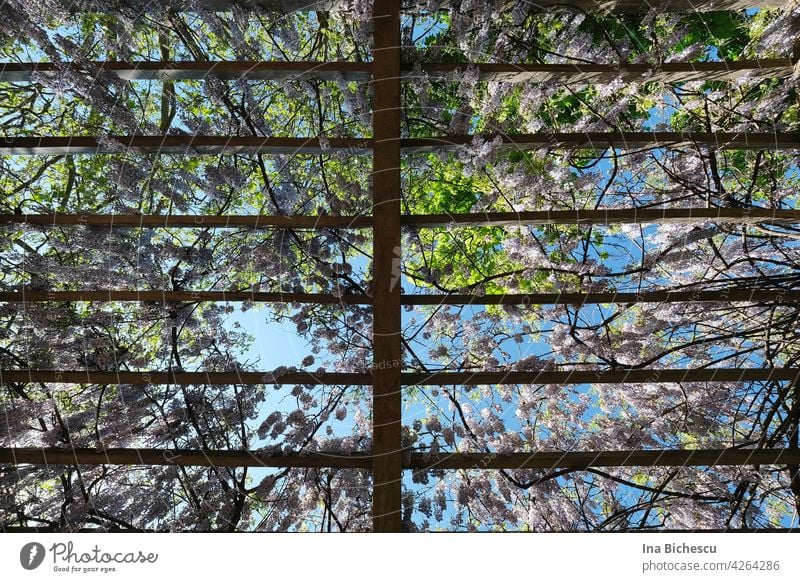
1 0 799 532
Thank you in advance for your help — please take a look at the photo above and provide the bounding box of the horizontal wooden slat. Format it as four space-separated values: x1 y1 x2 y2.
408 289 800 305
2 133 797 155
1 368 797 386
414 59 795 84
4 208 797 229
194 0 339 10
516 0 787 11
417 0 790 13
0 214 373 229
0 136 371 155
403 368 800 385
408 448 800 470
3 59 792 85
59 0 789 15
4 525 799 532
0 447 371 468
75 0 338 12
0 370 373 385
0 61 372 82
2 447 796 470
0 290 372 304
3 289 797 305
622 528 800 533
404 208 800 227
64 0 789 14
402 132 800 152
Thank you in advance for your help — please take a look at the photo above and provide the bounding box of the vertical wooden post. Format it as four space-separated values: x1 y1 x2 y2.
371 0 403 532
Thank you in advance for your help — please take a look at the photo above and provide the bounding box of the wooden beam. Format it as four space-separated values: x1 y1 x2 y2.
408 448 800 470
406 289 800 305
403 368 800 385
187 0 340 10
371 0 403 533
5 208 797 230
3 288 797 305
0 136 371 155
618 528 800 533
63 0 789 14
0 214 372 229
516 0 787 11
0 447 371 468
403 208 800 227
0 61 372 83
0 290 372 304
414 59 795 84
3 59 791 85
74 0 339 12
3 133 796 155
2 368 797 386
401 132 800 153
0 370 373 385
3 447 796 470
